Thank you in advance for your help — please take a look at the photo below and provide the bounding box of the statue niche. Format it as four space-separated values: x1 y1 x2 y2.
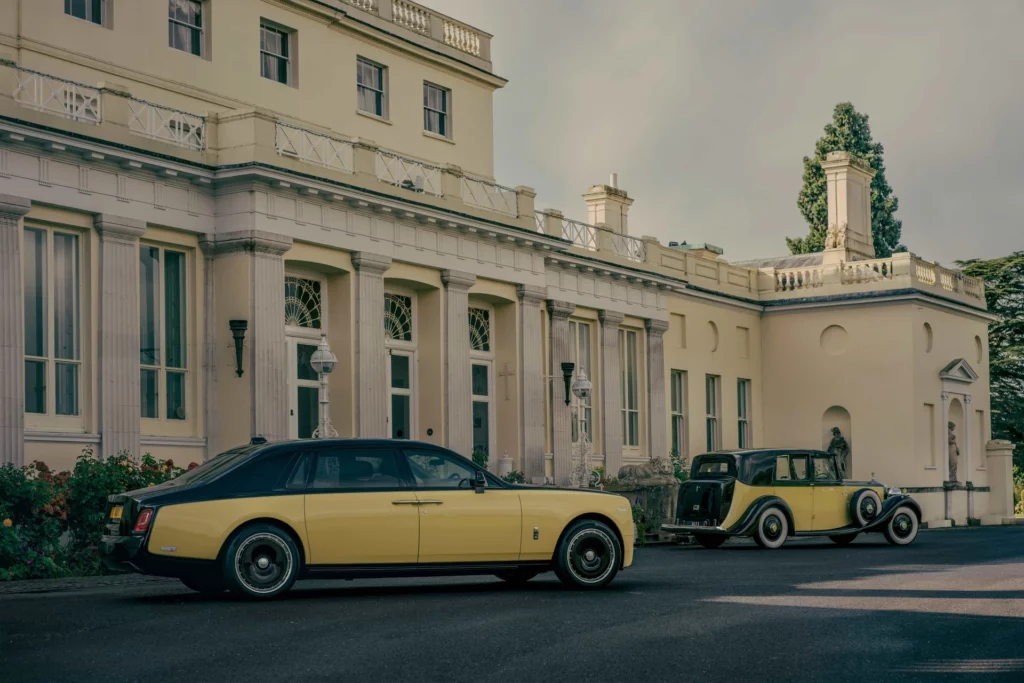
948 421 960 483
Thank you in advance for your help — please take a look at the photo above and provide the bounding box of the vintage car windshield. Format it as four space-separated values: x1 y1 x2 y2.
166 445 263 486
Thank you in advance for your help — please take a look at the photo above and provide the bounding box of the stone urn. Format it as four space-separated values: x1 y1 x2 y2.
497 451 513 478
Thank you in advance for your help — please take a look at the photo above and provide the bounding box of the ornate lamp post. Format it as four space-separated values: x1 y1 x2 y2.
309 333 338 439
569 368 595 488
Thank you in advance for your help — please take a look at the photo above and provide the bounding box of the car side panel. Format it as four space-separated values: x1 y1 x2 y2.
774 486 813 531
721 482 763 529
811 485 850 530
146 495 309 561
517 490 634 568
413 489 522 563
304 491 420 565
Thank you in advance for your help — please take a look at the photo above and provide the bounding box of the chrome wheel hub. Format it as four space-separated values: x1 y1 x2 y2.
256 556 271 570
584 549 597 562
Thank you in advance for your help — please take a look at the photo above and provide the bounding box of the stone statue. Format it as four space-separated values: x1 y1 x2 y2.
948 422 960 482
827 426 850 479
617 458 675 488
825 223 848 250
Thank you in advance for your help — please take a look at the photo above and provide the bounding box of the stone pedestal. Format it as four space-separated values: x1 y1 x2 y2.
517 285 546 481
985 439 1016 517
442 269 476 457
353 252 392 438
0 195 32 466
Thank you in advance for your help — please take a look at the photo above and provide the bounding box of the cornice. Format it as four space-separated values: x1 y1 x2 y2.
645 318 671 335
441 269 477 290
352 251 393 274
0 193 31 219
598 310 626 327
94 214 146 241
762 289 997 322
546 299 576 320
516 284 546 305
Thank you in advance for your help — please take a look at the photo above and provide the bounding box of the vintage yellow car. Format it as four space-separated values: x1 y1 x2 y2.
100 438 634 598
661 449 922 548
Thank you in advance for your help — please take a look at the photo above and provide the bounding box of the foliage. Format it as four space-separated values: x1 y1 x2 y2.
956 252 1024 470
630 504 646 546
0 450 194 581
470 447 489 470
500 470 525 484
670 450 689 484
787 102 904 258
1014 465 1023 516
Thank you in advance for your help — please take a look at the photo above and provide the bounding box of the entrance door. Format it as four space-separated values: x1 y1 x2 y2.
810 452 849 531
387 350 414 440
471 361 494 463
288 338 320 439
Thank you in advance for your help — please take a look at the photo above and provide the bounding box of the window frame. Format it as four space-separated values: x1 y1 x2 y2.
670 369 687 458
64 0 107 27
168 0 206 59
737 378 751 449
23 225 85 429
139 244 190 425
705 374 721 452
260 21 294 87
469 303 495 463
304 446 412 493
356 57 388 119
385 287 417 441
619 328 640 448
423 81 451 139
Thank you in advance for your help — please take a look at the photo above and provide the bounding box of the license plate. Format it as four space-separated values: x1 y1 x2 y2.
110 506 123 520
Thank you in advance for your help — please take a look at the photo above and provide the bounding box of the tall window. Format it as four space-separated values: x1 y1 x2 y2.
357 58 386 118
619 329 639 447
671 370 687 458
423 82 450 137
705 375 721 451
385 293 415 440
737 378 752 449
469 307 493 461
65 0 104 25
140 247 187 420
169 0 204 57
260 23 291 85
24 228 81 417
568 321 592 443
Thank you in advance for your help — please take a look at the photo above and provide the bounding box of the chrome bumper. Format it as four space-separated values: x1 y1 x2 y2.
661 523 727 534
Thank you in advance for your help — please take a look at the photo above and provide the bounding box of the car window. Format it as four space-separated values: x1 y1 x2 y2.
693 456 736 477
165 445 262 486
286 451 312 490
309 448 405 490
813 454 839 481
404 450 482 489
220 448 300 494
790 454 810 481
774 455 791 481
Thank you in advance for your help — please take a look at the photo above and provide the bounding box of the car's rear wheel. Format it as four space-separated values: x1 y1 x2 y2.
851 489 882 527
495 569 540 586
694 534 727 549
883 506 919 546
829 533 858 546
223 524 300 599
180 574 225 595
554 520 621 590
753 507 788 549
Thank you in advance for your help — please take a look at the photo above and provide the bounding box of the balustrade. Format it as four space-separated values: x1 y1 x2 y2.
558 215 599 250
343 0 377 11
609 232 646 263
375 150 443 196
12 66 100 124
275 123 353 173
444 21 482 56
128 98 206 151
392 0 430 33
842 259 893 284
775 268 824 292
461 175 517 216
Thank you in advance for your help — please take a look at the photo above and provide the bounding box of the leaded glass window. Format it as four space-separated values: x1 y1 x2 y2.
468 307 490 352
384 293 413 342
284 276 322 329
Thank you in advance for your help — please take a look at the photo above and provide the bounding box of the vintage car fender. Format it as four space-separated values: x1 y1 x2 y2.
726 495 795 537
862 494 923 532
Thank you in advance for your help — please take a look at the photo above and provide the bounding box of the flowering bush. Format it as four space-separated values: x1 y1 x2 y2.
0 449 194 581
501 470 525 484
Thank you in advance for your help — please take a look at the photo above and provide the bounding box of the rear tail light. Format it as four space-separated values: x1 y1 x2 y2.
133 508 154 533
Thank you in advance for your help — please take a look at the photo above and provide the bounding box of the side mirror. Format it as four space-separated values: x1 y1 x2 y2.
473 470 487 494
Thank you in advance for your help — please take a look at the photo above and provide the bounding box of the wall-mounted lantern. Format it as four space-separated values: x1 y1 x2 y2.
229 320 248 377
560 362 575 406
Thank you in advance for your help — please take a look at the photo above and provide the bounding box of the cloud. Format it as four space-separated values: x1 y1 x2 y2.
429 0 1024 263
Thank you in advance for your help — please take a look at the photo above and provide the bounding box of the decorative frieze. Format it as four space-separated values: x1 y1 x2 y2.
442 269 477 457
353 252 393 438
0 195 32 466
517 284 546 481
645 318 670 464
598 310 625 478
547 299 576 485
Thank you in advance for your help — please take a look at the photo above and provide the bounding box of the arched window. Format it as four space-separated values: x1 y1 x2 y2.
468 307 490 352
384 293 413 342
284 276 322 329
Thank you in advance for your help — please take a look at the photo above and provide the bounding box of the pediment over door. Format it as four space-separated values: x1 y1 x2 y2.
939 358 979 384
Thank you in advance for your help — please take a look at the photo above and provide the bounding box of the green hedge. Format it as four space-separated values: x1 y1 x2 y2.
0 450 195 581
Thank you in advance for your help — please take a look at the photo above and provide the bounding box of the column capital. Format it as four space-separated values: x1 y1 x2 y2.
645 318 670 336
0 194 31 219
441 269 476 290
546 299 575 320
94 214 146 243
964 394 972 405
598 309 625 327
204 230 292 256
941 391 950 402
352 251 392 274
517 284 546 305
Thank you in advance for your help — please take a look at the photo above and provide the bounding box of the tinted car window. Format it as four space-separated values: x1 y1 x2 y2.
813 454 839 481
774 455 791 481
164 445 262 487
310 448 404 490
748 456 774 486
220 448 299 495
405 450 481 489
790 454 810 481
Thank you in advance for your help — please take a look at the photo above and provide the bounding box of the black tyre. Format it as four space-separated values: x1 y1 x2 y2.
222 524 300 599
752 507 788 549
495 569 540 586
883 505 919 546
694 534 727 549
553 520 622 590
829 533 858 546
180 574 226 595
850 489 882 527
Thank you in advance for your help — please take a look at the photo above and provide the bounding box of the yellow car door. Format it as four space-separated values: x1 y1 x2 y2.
773 453 813 531
303 446 420 565
810 452 850 531
402 448 522 564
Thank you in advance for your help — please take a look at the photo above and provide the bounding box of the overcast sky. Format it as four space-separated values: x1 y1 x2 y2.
429 0 1023 265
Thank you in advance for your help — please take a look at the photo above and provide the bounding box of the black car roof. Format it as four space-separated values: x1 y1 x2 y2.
697 448 830 458
254 438 446 449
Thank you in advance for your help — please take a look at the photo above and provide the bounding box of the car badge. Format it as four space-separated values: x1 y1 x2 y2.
692 505 700 511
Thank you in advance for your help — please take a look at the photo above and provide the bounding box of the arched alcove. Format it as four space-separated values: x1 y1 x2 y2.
822 406 852 478
923 323 933 353
820 325 848 357
708 321 719 353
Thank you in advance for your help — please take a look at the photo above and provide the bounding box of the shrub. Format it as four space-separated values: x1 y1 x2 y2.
0 462 64 581
1014 465 1024 516
501 470 525 484
670 450 689 484
471 447 489 470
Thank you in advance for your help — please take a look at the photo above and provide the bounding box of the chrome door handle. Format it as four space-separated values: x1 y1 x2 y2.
391 500 420 505
416 500 444 505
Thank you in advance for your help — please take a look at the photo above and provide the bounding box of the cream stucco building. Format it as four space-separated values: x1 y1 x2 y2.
0 0 1015 526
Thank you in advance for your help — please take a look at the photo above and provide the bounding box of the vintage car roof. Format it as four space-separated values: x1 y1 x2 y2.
698 448 831 458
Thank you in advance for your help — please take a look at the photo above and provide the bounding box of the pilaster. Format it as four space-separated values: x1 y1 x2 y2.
985 440 1015 518
598 310 625 478
198 239 217 461
547 299 575 485
646 318 670 464
442 269 476 457
0 195 31 466
353 252 392 438
95 214 146 458
517 284 546 481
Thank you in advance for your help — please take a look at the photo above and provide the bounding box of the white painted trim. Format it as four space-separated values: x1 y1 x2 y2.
25 431 101 443
139 436 206 448
762 292 996 322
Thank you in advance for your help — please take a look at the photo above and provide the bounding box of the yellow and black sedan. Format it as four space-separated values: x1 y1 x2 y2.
100 439 634 598
661 449 922 549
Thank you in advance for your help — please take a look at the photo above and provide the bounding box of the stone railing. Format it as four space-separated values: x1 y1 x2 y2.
342 0 378 11
275 122 353 173
128 97 206 151
912 258 984 301
462 175 517 216
392 0 430 33
443 20 482 57
842 258 894 284
375 149 443 196
337 0 489 59
11 66 100 124
610 232 646 263
557 215 599 251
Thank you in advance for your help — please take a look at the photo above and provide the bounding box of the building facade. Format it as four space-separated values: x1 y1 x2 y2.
0 0 1014 525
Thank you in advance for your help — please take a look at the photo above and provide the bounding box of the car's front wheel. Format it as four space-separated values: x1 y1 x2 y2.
223 524 300 599
883 506 919 546
554 519 622 590
694 534 727 549
829 533 858 546
753 507 789 549
180 574 225 595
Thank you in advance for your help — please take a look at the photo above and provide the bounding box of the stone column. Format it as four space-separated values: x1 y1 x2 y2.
442 269 476 457
963 394 973 519
547 299 575 485
985 440 1015 518
0 195 31 466
940 392 950 482
598 310 624 478
95 215 147 458
198 239 218 461
646 318 670 463
250 237 290 442
517 284 546 482
353 252 392 438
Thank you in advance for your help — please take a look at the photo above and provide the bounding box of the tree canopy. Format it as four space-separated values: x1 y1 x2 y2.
788 102 904 257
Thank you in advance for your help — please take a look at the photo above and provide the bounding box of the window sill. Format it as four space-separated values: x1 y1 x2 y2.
261 76 296 89
924 466 938 470
140 436 206 448
25 431 100 443
357 109 392 125
422 130 455 145
169 47 208 62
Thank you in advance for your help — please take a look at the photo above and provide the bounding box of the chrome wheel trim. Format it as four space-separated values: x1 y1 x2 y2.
564 528 616 585
888 507 919 545
234 533 294 595
758 509 788 549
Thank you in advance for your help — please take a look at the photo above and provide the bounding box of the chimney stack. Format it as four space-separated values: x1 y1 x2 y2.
583 175 633 235
820 151 877 260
